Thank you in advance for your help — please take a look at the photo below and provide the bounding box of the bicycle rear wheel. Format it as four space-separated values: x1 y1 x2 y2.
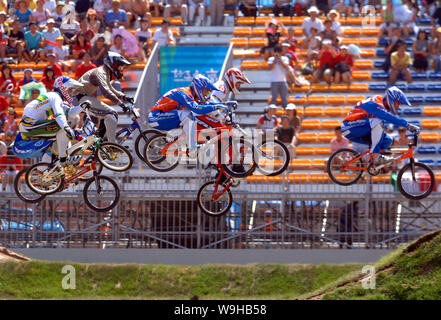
397 162 435 200
14 168 46 203
97 142 133 172
197 181 233 217
134 129 161 162
327 148 364 186
83 175 120 212
25 162 64 195
255 139 290 176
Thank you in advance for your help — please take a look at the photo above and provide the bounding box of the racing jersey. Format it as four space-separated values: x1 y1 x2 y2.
21 92 82 129
151 87 220 115
343 95 409 128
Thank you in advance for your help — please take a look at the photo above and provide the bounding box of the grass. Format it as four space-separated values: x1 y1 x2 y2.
0 261 362 299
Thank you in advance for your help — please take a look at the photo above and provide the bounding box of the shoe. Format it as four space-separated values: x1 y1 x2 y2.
374 154 394 166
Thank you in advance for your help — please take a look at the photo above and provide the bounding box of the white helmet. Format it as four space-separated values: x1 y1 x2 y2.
223 68 251 96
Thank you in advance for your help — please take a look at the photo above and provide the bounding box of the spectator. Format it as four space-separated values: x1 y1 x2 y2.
431 1 441 38
94 0 113 21
210 0 224 26
304 26 321 60
53 35 71 71
189 0 206 26
21 88 42 107
412 29 432 72
327 9 341 36
0 133 6 155
0 11 9 38
72 31 91 60
75 52 97 79
41 18 62 59
60 9 80 41
301 6 324 37
273 0 291 17
75 0 92 20
0 65 17 93
43 0 56 12
40 65 55 90
73 19 95 44
18 68 36 88
320 19 338 49
109 34 128 58
389 42 413 84
149 0 165 18
239 0 257 17
268 45 290 109
0 95 9 132
394 0 416 38
260 19 283 60
135 17 152 59
393 126 412 146
276 115 296 158
152 19 176 47
334 45 354 84
164 0 188 26
87 8 102 34
382 28 403 72
32 0 51 26
433 27 441 72
23 21 43 61
129 0 152 27
314 0 330 13
0 147 23 191
0 20 24 62
53 1 66 28
330 126 350 154
44 52 63 77
311 39 337 84
15 0 33 29
286 103 301 131
284 27 299 52
293 0 311 16
2 108 19 140
256 104 279 132
105 0 129 28
225 0 239 21
379 0 396 39
282 42 299 85
90 35 109 66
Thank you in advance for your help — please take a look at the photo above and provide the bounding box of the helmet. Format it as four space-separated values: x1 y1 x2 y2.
223 68 251 96
103 52 131 79
190 74 218 104
54 76 84 103
385 86 411 114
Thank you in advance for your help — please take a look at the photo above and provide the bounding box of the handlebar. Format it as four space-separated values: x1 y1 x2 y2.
409 132 419 148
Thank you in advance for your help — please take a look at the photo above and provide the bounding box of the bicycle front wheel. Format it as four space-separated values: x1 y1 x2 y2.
134 129 161 162
255 139 290 176
197 181 233 217
14 168 46 203
397 162 435 200
327 148 364 186
83 175 120 212
25 162 64 195
220 138 257 178
97 142 133 172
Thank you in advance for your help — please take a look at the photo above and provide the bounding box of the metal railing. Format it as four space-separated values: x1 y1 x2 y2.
1 167 440 250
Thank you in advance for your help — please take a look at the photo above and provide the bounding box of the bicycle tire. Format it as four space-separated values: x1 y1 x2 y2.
197 180 233 217
220 137 257 178
97 142 133 172
83 175 120 212
25 162 64 195
255 139 290 176
134 129 161 162
143 133 181 172
327 148 364 186
397 162 435 200
14 168 46 203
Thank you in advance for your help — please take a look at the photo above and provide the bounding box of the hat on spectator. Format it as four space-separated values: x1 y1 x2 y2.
327 9 340 20
322 39 332 46
47 52 56 57
56 1 65 6
47 18 55 24
112 0 120 3
307 6 319 14
281 42 290 47
340 45 348 50
87 8 97 15
286 103 296 110
56 35 64 40
264 104 278 112
24 68 33 74
437 27 441 33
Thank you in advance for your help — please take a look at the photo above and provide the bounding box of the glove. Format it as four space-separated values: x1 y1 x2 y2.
123 96 134 104
408 124 420 134
120 103 130 113
216 105 229 113
225 101 238 110
64 126 76 140
80 101 91 110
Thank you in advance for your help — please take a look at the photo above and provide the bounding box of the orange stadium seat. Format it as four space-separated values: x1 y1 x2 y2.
359 38 378 46
324 107 344 116
294 27 303 35
233 27 251 36
301 119 321 129
318 132 336 142
360 49 375 57
342 28 361 35
424 107 441 116
304 107 324 116
249 38 267 47
316 147 331 154
329 84 349 91
291 159 312 169
255 16 272 25
361 27 379 35
344 106 353 114
308 95 327 104
151 17 164 25
236 17 255 25
354 60 374 69
346 17 363 24
291 16 305 24
420 133 439 142
230 38 248 46
311 159 326 169
347 96 366 104
276 17 291 25
349 83 369 91
421 119 441 129
241 60 260 69
288 96 307 104
296 147 316 155
292 84 310 92
169 17 183 25
251 27 265 36
327 96 346 104
297 132 318 142
259 60 269 69
276 109 286 116
321 120 341 129
310 83 329 91
352 71 371 80
340 38 359 45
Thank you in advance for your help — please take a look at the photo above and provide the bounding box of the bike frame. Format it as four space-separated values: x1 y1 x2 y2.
211 167 234 201
116 117 142 145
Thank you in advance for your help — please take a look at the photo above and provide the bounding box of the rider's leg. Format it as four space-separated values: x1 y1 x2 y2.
80 96 118 143
369 118 384 158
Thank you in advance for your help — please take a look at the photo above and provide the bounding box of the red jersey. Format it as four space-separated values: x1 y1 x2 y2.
336 53 354 67
0 155 23 171
319 49 336 67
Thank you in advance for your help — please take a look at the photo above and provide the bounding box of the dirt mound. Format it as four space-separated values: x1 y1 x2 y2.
0 247 31 262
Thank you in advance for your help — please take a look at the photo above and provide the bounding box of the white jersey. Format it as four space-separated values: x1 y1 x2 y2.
22 92 82 129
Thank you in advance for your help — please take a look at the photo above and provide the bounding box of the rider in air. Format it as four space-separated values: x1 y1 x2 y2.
148 74 229 156
18 76 90 168
341 86 420 164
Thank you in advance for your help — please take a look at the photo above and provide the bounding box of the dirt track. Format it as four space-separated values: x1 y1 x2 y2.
0 247 30 262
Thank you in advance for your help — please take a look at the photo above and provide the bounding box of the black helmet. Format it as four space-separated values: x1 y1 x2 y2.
103 52 131 79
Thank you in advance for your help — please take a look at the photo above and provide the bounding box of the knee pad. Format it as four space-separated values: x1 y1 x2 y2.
105 112 118 123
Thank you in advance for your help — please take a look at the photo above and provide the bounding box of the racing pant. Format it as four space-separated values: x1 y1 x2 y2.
78 96 118 143
341 118 393 154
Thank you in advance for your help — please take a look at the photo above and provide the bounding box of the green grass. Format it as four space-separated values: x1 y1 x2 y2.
0 261 362 299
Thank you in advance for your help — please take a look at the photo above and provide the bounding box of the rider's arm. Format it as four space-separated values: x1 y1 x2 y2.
47 93 70 129
90 68 124 105
361 101 409 128
168 90 223 115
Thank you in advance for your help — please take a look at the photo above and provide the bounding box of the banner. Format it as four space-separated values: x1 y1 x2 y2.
159 46 229 95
